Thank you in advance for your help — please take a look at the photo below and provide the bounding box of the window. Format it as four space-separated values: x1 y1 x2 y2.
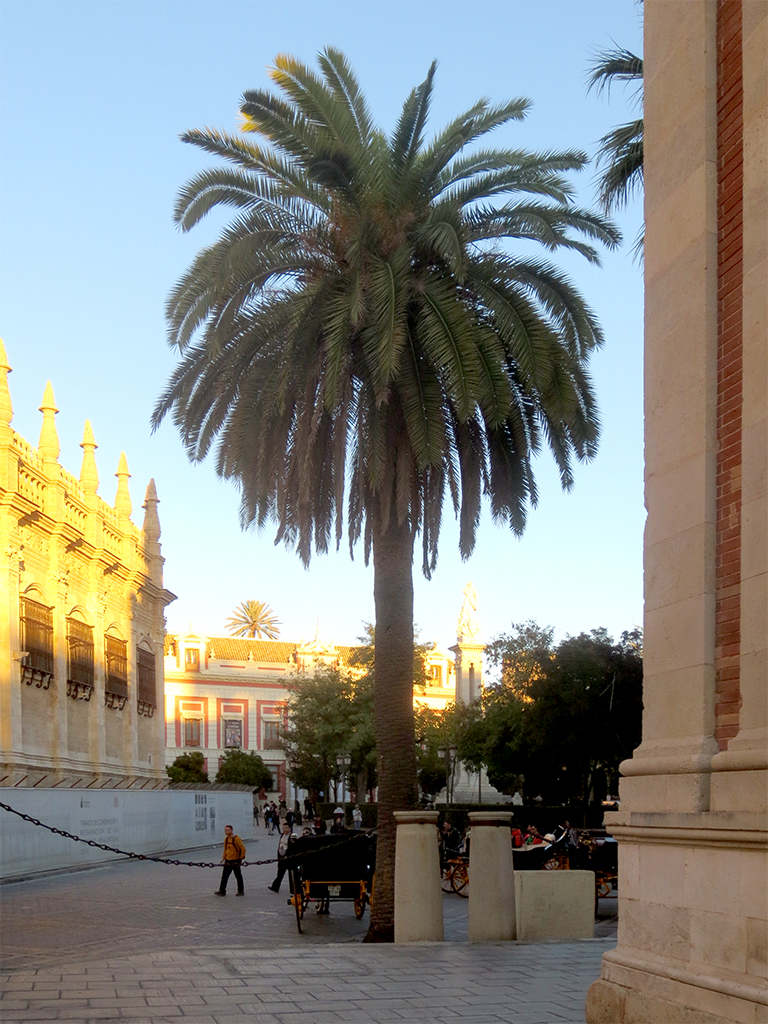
105 634 128 708
66 618 94 699
184 718 202 747
185 647 200 671
20 596 54 678
137 648 156 716
263 720 281 749
224 719 242 748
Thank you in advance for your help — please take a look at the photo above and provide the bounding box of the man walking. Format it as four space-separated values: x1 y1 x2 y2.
267 822 294 893
215 824 246 897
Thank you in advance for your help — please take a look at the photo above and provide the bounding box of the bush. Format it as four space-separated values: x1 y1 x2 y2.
166 752 209 783
215 749 273 789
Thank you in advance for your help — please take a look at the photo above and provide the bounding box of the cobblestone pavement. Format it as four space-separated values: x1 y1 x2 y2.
1 829 617 1022
0 940 614 1023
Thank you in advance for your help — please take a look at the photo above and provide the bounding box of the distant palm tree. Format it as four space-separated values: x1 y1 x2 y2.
153 49 618 940
588 46 644 256
226 600 281 639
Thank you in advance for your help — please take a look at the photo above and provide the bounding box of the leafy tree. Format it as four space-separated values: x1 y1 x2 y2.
280 667 358 801
215 749 274 790
226 599 281 639
484 620 554 704
479 626 643 804
153 50 617 939
166 751 209 784
588 45 644 257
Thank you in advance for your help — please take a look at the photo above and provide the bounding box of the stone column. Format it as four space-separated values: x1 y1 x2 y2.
393 810 443 943
467 811 515 942
586 3 767 1021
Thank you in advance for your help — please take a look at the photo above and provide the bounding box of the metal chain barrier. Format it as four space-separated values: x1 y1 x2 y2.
0 801 374 870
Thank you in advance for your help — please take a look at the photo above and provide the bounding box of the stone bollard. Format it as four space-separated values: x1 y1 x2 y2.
394 810 443 942
467 811 516 941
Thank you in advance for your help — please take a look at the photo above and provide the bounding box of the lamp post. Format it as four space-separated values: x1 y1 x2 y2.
288 758 299 815
336 753 351 806
438 745 458 804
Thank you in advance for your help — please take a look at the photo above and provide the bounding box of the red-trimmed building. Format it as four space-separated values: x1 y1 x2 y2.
163 630 457 799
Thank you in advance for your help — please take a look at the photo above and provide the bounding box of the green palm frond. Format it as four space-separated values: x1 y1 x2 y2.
587 44 644 254
155 51 616 578
225 599 281 639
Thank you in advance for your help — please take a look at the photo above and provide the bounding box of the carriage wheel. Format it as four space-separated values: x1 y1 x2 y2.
290 870 304 934
451 861 469 898
441 865 453 893
354 892 367 919
543 852 569 871
596 879 612 899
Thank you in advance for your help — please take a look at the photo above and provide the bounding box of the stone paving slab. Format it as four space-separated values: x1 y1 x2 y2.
1 939 613 1023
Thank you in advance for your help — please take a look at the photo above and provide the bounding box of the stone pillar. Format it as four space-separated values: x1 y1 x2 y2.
467 811 515 942
393 810 443 943
586 3 767 1022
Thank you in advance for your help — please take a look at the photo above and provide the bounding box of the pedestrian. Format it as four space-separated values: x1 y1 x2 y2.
304 797 314 820
253 804 260 826
214 825 246 897
286 807 295 829
268 803 278 835
330 808 345 834
267 822 294 893
352 804 363 830
313 814 327 835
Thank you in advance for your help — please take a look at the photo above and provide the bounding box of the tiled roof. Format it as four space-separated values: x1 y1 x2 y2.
165 633 362 668
206 637 296 663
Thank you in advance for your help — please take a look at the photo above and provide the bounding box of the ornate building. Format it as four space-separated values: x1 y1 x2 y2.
163 629 457 798
0 340 176 787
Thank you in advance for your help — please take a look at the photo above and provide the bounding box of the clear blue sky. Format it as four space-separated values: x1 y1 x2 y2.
0 0 644 655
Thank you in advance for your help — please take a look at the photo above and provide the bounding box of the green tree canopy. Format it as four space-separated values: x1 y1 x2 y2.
479 625 643 803
153 49 618 939
215 749 274 790
166 751 209 784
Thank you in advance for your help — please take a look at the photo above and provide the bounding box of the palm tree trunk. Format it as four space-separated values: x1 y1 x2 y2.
365 516 419 942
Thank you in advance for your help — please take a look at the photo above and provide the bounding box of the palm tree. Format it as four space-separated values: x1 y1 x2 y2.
153 49 618 939
226 599 281 639
588 46 644 255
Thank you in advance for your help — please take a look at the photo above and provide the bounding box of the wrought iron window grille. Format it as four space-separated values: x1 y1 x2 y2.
20 597 54 689
104 634 128 711
137 699 156 718
67 619 94 700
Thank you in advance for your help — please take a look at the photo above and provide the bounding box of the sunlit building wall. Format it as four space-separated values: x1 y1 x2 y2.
0 341 176 787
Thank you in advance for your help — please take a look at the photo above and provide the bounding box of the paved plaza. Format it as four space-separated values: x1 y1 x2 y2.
1 829 617 1023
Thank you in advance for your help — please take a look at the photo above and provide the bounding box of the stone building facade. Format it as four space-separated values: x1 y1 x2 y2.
163 630 457 799
0 341 176 788
586 3 767 1022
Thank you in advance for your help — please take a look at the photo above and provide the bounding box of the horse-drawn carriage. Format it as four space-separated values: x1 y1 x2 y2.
286 831 375 934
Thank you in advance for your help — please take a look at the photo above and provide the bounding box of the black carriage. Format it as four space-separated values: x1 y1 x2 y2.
286 832 375 934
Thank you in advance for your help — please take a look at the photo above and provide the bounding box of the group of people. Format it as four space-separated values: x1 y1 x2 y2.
215 803 367 899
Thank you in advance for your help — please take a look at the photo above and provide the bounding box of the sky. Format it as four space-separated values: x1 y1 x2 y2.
0 0 644 657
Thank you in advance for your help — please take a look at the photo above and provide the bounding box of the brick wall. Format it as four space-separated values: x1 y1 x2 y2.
714 0 743 749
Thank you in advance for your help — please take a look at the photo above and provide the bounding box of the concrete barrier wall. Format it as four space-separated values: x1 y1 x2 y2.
0 787 254 881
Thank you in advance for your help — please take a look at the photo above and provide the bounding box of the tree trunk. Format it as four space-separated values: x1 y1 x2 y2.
365 516 418 942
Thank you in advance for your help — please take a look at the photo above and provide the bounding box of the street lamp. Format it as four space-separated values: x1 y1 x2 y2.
336 753 351 805
437 745 458 805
